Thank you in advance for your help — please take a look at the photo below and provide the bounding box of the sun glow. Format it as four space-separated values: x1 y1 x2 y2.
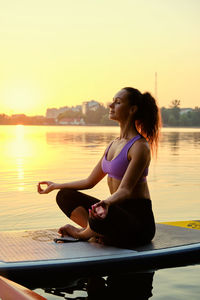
0 0 200 115
2 81 42 115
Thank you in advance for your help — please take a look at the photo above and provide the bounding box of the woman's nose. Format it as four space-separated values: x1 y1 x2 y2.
109 102 114 108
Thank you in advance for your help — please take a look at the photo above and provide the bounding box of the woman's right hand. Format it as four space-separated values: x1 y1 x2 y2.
89 200 109 219
37 181 57 194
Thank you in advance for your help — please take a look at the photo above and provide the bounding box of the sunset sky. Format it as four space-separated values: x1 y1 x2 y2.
1 0 200 116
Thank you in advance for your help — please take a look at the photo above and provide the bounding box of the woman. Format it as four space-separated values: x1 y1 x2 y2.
38 87 161 248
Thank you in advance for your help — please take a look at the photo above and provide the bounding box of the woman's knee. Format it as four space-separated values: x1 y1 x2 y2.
56 188 76 204
56 188 77 217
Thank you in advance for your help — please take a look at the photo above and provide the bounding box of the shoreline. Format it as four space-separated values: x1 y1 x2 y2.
0 124 200 128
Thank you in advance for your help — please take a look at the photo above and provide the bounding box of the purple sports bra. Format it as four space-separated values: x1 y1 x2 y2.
101 134 148 181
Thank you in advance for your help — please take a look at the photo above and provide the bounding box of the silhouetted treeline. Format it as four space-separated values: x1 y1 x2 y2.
59 102 200 127
161 100 200 127
0 114 56 125
1 100 199 127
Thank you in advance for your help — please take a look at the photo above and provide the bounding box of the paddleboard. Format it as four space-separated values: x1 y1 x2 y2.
0 275 46 300
0 221 200 289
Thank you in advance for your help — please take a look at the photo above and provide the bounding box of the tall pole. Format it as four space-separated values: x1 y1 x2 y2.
155 72 157 100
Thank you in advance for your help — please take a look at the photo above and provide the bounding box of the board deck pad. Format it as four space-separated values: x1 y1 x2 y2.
161 220 200 230
0 229 133 263
1 222 200 263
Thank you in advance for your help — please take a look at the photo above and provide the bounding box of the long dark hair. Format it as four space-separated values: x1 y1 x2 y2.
123 87 162 155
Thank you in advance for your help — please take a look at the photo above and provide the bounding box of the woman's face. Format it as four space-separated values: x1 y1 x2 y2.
109 89 133 122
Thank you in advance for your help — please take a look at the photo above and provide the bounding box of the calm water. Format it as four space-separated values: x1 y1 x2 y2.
0 125 200 299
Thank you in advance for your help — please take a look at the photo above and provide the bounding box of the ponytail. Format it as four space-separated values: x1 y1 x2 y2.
123 87 162 155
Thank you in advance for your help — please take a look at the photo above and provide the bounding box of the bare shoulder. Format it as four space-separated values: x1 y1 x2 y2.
128 137 150 160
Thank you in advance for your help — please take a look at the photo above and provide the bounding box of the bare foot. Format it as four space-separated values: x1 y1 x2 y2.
88 236 105 244
58 224 83 239
88 234 109 245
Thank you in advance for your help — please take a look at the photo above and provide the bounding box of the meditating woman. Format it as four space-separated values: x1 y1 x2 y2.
38 87 161 248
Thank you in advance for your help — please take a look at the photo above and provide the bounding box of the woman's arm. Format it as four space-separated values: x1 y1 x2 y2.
37 157 106 194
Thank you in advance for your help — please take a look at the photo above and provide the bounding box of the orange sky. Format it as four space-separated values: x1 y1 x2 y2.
0 0 200 116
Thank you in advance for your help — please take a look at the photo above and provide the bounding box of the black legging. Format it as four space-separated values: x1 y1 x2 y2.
56 188 155 248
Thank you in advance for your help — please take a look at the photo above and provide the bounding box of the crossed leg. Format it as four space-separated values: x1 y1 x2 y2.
58 206 96 240
56 189 101 240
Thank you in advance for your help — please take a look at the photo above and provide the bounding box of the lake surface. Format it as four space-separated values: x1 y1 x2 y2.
0 125 200 299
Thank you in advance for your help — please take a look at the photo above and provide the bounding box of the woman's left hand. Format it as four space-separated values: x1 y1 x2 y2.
89 201 109 219
37 181 56 194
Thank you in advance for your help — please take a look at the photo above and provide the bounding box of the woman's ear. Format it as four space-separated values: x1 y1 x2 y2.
130 105 138 115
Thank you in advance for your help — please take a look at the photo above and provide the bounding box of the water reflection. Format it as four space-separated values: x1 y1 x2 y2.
160 131 200 154
43 272 154 299
46 129 200 153
16 157 25 191
90 273 154 300
46 131 117 148
160 132 180 154
1 125 200 229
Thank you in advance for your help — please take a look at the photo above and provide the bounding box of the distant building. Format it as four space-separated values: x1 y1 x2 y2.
71 105 82 112
82 102 88 115
58 117 85 125
46 106 69 119
46 108 59 119
180 108 193 115
82 100 100 115
46 105 82 119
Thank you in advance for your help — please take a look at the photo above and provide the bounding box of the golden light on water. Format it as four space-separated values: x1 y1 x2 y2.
16 157 24 191
2 125 45 192
11 126 27 191
1 125 77 192
12 125 31 158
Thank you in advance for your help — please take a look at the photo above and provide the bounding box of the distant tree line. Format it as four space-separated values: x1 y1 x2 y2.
58 100 200 127
1 100 199 127
0 114 54 125
161 100 200 127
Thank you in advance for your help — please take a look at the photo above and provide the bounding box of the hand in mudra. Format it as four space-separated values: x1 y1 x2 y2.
37 181 56 194
89 201 109 219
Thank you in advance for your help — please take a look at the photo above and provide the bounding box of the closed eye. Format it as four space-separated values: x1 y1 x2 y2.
112 97 122 104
